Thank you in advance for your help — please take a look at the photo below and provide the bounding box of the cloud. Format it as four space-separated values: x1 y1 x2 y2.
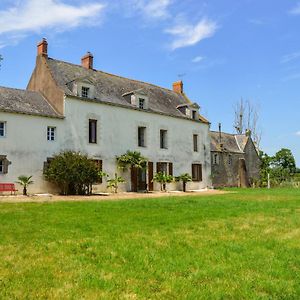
289 3 300 15
165 18 218 50
127 0 172 19
281 52 300 64
192 56 205 63
0 0 106 46
296 131 300 136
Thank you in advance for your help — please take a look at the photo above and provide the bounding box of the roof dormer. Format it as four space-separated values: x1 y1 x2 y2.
122 89 149 110
70 77 95 99
177 102 200 120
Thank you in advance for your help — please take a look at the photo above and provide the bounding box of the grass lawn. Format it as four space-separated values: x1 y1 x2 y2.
0 189 299 299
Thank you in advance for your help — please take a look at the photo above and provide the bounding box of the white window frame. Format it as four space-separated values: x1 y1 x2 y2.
0 122 6 138
47 126 56 141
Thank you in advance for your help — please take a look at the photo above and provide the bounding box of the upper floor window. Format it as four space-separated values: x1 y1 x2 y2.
228 154 232 165
47 126 56 141
139 98 145 109
192 164 202 182
160 129 168 149
89 119 97 144
81 86 90 98
193 134 198 152
0 122 6 137
0 155 9 174
138 127 146 147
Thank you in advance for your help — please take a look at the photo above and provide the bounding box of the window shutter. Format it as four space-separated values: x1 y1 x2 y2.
168 163 173 176
99 160 103 183
192 164 195 180
199 164 203 181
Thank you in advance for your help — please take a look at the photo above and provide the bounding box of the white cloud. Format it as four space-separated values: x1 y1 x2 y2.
0 0 106 46
192 56 205 63
165 18 218 50
296 131 300 136
130 0 172 19
290 3 300 15
281 52 300 64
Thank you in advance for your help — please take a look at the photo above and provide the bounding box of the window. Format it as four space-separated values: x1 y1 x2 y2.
138 127 146 147
157 162 173 176
139 98 145 109
192 110 197 120
193 134 198 152
81 86 90 98
93 160 103 183
160 129 168 149
192 164 202 182
228 155 232 165
47 127 56 141
0 155 9 174
0 122 6 137
213 153 219 165
89 119 97 144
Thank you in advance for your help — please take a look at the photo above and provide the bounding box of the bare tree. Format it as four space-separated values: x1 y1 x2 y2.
234 98 262 148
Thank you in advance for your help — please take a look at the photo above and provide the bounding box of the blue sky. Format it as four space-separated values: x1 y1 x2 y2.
0 0 300 165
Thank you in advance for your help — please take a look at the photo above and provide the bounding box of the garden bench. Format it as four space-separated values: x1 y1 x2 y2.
0 183 18 195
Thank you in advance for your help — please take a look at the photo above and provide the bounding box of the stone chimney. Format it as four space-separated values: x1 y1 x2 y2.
37 38 48 57
173 80 183 94
81 52 94 70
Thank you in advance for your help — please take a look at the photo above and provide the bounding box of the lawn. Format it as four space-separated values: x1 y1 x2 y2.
0 189 299 299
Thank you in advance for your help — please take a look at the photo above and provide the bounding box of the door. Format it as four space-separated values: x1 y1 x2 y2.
131 167 138 192
138 168 147 191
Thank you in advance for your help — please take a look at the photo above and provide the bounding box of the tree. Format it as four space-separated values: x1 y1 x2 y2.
17 175 33 196
175 173 192 192
270 148 296 183
153 172 174 192
234 98 262 148
44 151 99 195
107 173 125 193
258 151 272 187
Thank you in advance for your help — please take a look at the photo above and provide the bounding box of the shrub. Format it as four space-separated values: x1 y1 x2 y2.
44 151 99 195
175 173 192 192
153 172 174 192
16 175 33 196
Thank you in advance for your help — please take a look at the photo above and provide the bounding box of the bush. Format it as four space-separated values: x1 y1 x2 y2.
44 151 99 195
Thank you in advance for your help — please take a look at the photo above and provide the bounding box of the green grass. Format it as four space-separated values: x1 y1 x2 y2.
0 189 299 299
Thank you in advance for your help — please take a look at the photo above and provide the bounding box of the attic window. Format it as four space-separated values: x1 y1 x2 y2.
81 86 90 98
192 110 197 120
139 98 145 109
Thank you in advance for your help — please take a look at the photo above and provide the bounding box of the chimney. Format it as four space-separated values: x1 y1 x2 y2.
81 52 94 70
37 38 48 57
218 123 223 149
173 80 183 94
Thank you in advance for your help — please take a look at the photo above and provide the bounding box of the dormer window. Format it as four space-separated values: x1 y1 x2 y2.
139 98 145 109
81 86 90 98
192 110 197 120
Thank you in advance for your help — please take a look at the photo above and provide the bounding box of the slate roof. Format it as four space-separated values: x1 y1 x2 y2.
0 86 62 118
46 58 209 123
210 131 248 153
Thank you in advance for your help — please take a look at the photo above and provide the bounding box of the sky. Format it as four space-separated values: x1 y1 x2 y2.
0 0 300 165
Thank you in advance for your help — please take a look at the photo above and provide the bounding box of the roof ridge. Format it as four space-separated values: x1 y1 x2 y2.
0 86 38 94
48 57 185 96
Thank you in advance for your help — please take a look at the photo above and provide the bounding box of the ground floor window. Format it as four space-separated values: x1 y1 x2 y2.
192 164 202 182
156 162 173 176
93 160 103 183
0 155 9 174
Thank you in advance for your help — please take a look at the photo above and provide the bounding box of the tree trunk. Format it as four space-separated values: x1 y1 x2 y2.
23 186 27 196
183 181 186 192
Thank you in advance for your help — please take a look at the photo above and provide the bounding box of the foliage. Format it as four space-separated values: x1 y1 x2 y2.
258 148 297 187
175 173 192 192
153 172 174 191
107 173 125 193
0 189 299 299
16 175 33 196
116 151 147 171
44 151 99 195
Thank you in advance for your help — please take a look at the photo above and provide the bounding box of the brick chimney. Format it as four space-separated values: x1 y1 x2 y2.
173 80 183 94
37 38 48 57
81 52 94 70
